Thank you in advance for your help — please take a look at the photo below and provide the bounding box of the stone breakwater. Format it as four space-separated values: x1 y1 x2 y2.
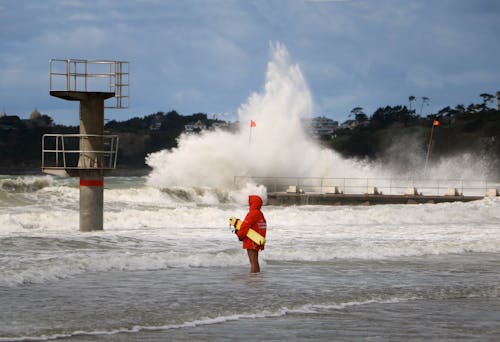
267 192 485 206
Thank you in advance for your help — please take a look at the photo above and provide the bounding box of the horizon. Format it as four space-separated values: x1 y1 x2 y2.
3 92 498 127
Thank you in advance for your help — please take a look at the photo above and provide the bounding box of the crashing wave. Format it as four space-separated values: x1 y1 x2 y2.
0 176 53 193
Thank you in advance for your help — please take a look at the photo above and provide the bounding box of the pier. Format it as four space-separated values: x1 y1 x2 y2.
267 192 484 206
234 176 499 206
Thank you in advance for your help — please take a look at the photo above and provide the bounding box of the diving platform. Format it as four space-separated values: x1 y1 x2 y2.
42 59 129 231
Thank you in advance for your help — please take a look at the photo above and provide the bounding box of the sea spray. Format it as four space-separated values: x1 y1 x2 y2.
146 42 496 190
146 42 379 189
379 129 496 180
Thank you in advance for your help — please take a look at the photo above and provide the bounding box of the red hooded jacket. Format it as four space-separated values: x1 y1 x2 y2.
237 195 267 250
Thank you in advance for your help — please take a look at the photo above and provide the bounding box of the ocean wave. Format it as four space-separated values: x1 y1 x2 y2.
0 176 54 193
0 248 246 287
103 182 266 207
160 186 231 204
3 238 500 288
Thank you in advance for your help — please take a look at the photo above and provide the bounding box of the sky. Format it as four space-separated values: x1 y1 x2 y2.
1 0 499 126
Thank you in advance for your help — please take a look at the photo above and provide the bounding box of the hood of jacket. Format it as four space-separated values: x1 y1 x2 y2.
248 195 263 210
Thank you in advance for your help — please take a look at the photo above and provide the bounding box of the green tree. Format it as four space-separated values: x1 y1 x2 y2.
455 104 465 113
370 105 416 127
408 95 416 113
479 93 495 111
419 96 430 116
350 107 367 122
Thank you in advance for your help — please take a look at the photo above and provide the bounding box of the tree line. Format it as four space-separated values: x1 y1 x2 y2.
326 94 500 171
1 94 499 174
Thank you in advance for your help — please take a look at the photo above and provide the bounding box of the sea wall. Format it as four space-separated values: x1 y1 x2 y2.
267 192 484 206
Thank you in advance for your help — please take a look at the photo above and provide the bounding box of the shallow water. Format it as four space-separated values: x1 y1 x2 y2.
1 175 500 341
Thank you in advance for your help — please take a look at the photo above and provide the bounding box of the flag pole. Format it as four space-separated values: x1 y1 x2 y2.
424 120 439 174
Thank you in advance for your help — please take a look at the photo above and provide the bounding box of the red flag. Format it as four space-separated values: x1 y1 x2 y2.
250 120 256 127
433 120 440 126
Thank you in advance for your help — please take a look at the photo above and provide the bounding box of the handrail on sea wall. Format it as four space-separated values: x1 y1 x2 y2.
234 175 499 197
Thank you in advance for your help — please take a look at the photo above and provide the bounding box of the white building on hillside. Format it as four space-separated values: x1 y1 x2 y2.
306 116 339 136
184 120 207 134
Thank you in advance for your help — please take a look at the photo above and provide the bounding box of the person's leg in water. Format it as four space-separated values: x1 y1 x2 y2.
247 249 260 273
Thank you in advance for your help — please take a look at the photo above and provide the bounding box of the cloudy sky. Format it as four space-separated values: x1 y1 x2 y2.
1 0 499 125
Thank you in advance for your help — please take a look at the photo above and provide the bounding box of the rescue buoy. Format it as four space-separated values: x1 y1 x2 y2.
229 216 266 246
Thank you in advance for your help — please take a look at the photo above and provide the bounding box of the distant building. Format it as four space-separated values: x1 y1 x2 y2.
149 115 163 130
149 121 162 130
211 121 230 129
25 109 54 127
184 120 207 134
306 116 339 137
29 109 42 120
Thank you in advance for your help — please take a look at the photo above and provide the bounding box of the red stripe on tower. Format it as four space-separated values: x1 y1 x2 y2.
80 179 104 187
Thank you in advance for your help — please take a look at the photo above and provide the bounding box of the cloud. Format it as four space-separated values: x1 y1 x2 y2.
66 13 99 22
174 88 204 105
315 94 358 117
36 26 108 52
0 53 46 90
354 1 421 27
405 65 445 89
1 0 500 125
445 70 499 87
57 0 87 8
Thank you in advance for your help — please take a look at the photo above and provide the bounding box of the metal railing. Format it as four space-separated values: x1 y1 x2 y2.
42 134 119 170
49 59 129 109
234 176 500 197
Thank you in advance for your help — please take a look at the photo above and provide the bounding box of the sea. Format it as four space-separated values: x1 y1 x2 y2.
1 174 500 341
3 41 500 341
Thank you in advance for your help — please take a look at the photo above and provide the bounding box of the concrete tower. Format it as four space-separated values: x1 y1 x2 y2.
42 59 129 231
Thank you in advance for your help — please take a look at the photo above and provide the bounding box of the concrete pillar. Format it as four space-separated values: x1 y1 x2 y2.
76 93 110 231
79 93 105 168
49 90 114 231
80 172 104 232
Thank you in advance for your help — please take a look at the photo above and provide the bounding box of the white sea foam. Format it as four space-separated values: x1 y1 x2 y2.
2 196 500 286
145 42 384 191
145 41 497 196
0 175 54 193
0 248 248 287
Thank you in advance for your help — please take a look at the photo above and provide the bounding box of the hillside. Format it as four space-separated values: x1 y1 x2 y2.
1 104 499 176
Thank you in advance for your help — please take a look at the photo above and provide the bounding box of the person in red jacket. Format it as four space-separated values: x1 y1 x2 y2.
230 195 267 273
